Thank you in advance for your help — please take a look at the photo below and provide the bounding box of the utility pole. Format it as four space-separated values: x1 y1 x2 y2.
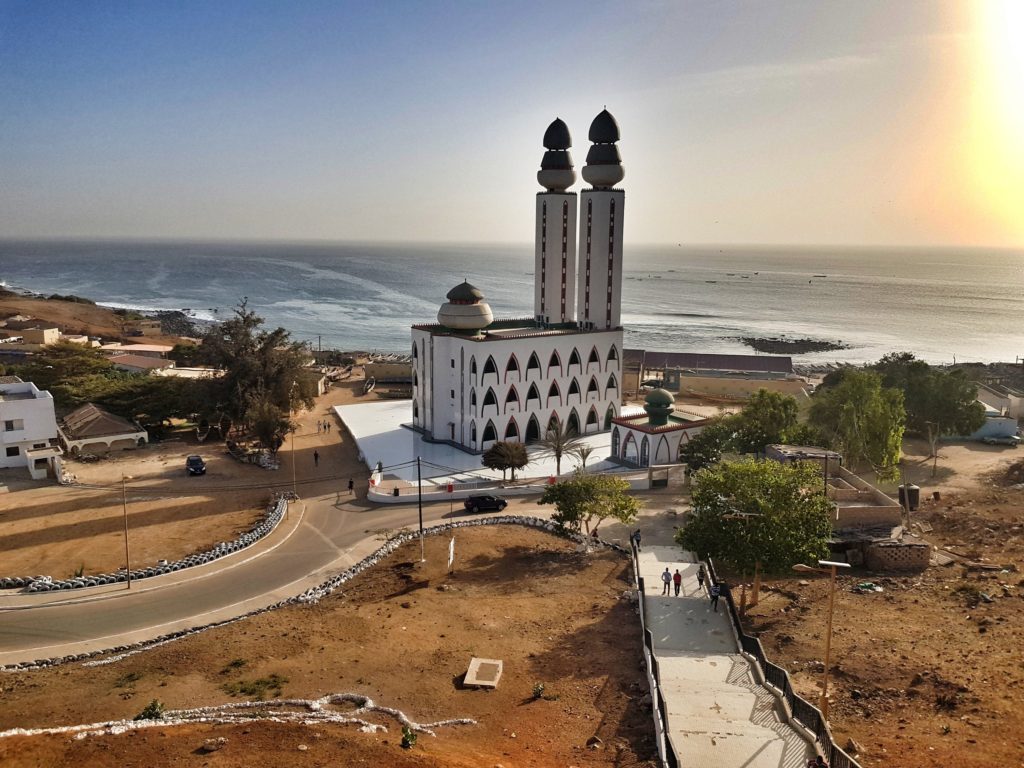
417 457 425 562
121 474 132 590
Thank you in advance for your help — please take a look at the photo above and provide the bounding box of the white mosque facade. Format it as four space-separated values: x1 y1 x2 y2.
412 110 626 453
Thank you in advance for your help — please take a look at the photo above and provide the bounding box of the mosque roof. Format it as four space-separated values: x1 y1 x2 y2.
645 388 675 407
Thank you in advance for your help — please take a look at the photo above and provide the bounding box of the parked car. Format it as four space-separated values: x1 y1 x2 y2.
185 455 207 475
463 494 508 513
982 435 1020 447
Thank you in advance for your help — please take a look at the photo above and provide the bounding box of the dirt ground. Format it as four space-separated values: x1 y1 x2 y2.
742 448 1024 768
0 293 184 345
0 381 371 580
0 525 656 768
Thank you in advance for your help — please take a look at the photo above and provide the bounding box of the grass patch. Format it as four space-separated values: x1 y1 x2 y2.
222 674 288 700
114 671 143 688
220 658 247 674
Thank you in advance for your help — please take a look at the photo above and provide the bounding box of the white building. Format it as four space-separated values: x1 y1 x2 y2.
0 377 62 479
412 110 627 453
610 389 708 467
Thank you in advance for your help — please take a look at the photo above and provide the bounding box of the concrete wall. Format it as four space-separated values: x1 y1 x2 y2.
577 188 624 330
969 415 1019 440
21 327 59 346
363 362 412 382
668 373 811 404
830 466 902 530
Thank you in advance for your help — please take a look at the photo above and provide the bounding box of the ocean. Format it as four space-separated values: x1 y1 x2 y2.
1 239 1021 365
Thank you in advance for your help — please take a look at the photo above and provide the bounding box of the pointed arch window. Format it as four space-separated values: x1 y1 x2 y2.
547 350 562 375
412 370 418 387
588 346 600 364
482 388 497 408
586 407 599 428
607 344 618 364
504 418 519 440
605 403 616 430
566 409 580 436
526 382 541 403
471 389 477 407
505 386 520 409
640 436 650 466
412 344 418 359
505 355 519 373
606 373 618 394
470 421 477 443
482 420 497 443
527 352 541 375
587 376 599 396
611 427 620 456
483 356 497 376
547 381 561 405
568 348 582 369
470 357 477 376
526 415 540 442
567 378 581 399
413 401 419 419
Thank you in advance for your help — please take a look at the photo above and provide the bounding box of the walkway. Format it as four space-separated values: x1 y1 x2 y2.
637 545 814 768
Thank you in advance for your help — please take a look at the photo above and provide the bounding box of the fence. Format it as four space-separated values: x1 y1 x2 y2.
705 559 861 768
631 541 679 768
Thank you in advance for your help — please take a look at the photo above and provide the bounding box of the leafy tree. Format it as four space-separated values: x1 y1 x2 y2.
679 418 736 472
808 369 905 478
731 389 800 454
15 341 114 390
538 421 583 476
872 353 985 460
169 342 201 366
539 471 640 535
675 459 832 573
481 441 529 480
198 300 315 428
246 389 292 452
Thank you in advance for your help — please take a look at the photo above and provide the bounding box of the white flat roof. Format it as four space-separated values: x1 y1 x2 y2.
334 399 618 483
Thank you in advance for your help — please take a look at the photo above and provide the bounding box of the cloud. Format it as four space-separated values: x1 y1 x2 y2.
686 54 876 90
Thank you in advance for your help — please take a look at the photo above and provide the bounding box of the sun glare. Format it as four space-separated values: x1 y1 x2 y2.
968 0 1024 242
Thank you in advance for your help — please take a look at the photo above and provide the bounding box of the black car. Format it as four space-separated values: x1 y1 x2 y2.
185 455 207 475
464 494 508 513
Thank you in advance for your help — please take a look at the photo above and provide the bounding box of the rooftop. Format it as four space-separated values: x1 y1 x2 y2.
625 349 794 375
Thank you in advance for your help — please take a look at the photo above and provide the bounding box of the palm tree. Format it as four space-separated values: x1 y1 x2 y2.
539 422 584 476
482 441 529 480
571 443 596 470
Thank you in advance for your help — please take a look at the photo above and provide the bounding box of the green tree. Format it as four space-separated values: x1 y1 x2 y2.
732 389 801 454
16 341 114 390
481 441 529 480
539 471 640 535
198 300 315 429
872 353 985 460
679 418 736 472
247 390 292 452
168 342 201 366
570 443 596 470
808 369 905 478
538 421 583 476
675 459 832 573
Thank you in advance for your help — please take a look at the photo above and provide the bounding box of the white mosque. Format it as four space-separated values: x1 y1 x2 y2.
411 110 626 453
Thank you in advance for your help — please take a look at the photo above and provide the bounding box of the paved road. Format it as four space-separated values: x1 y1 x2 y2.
0 492 546 665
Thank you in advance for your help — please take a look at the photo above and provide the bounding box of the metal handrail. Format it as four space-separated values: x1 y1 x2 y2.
705 558 861 768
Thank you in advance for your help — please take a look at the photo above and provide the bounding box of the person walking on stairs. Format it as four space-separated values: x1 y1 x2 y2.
661 567 671 595
697 563 707 594
709 582 721 611
673 569 682 596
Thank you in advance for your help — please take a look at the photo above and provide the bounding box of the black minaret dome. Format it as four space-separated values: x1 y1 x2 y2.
582 109 624 189
538 117 576 192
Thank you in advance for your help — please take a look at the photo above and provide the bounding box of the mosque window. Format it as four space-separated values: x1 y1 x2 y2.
606 373 617 393
607 345 618 363
482 421 497 443
471 390 477 407
483 388 497 408
588 346 600 364
483 356 497 375
547 381 561 403
413 402 419 419
587 376 599 395
526 382 540 402
506 355 519 372
504 419 519 440
505 386 520 407
586 407 599 427
527 352 541 373
470 357 477 375
568 348 581 368
567 378 581 397
640 436 650 466
548 350 561 372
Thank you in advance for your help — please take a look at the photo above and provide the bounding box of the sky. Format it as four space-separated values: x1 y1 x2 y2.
0 0 1021 248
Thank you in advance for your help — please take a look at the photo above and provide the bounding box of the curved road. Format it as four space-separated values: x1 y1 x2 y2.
0 493 548 666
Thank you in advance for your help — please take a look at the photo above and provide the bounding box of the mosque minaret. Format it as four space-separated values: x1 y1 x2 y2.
411 110 626 453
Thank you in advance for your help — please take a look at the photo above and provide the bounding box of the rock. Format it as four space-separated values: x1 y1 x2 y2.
297 743 309 751
851 689 863 700
639 693 653 708
586 736 603 750
199 737 227 753
846 737 863 754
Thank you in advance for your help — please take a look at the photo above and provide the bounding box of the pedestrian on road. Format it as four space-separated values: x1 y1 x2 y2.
673 569 682 596
697 564 707 593
313 450 320 467
326 421 331 433
709 582 721 611
661 567 671 595
632 529 642 551
316 420 322 434
807 757 829 768
347 478 354 494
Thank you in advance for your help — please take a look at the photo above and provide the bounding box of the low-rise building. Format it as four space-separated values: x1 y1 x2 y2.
58 403 148 456
0 377 62 479
99 342 174 359
110 354 176 374
609 388 708 467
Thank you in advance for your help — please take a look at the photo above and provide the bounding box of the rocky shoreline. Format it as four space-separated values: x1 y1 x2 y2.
737 336 849 354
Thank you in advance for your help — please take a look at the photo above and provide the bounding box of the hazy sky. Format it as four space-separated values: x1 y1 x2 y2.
1 1 1021 247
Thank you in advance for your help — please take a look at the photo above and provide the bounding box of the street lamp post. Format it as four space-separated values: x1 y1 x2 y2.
121 473 133 590
793 559 851 721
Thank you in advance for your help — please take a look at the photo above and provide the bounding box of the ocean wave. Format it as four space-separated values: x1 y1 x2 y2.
97 301 219 323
